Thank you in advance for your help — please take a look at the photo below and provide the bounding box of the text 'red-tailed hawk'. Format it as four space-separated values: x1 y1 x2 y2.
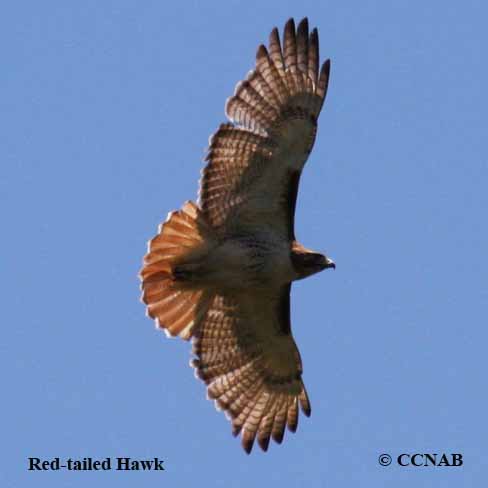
140 18 334 453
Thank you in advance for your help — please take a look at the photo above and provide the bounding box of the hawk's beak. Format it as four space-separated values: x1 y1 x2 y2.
325 257 336 270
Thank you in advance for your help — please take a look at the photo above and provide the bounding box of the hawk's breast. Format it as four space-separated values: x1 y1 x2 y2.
204 232 293 289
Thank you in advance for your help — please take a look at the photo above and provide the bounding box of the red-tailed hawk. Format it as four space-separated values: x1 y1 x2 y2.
140 18 334 453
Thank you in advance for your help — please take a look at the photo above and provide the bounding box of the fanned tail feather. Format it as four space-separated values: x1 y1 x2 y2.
140 201 213 340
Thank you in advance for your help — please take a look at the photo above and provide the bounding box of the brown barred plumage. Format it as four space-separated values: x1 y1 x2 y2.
189 290 310 453
140 17 334 454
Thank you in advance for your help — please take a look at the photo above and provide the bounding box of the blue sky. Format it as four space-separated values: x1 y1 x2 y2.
2 1 487 486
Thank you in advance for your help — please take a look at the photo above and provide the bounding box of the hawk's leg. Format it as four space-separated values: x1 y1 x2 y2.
172 263 204 282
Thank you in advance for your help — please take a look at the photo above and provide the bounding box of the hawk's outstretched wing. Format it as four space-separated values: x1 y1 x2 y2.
191 284 310 453
199 18 330 240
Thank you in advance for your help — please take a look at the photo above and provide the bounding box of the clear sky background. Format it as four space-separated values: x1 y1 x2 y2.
2 1 487 486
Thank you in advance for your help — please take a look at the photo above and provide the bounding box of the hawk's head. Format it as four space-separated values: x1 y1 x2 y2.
291 241 335 280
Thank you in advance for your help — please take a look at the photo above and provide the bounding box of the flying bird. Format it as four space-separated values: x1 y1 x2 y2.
140 17 334 453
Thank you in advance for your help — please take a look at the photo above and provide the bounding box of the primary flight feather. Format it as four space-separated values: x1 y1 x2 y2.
140 17 334 454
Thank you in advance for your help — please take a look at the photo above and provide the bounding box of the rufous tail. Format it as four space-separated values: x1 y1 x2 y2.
140 201 213 340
